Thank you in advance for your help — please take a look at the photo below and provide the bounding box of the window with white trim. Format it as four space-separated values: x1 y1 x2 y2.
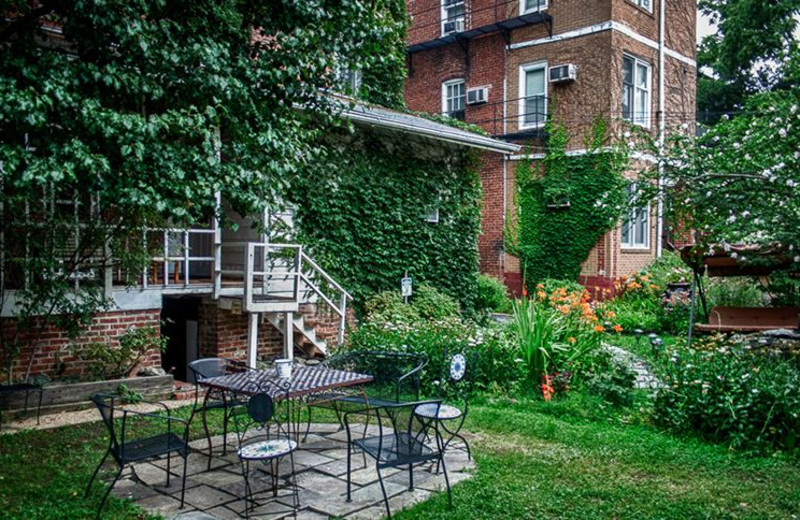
622 55 651 127
521 0 548 14
442 79 466 120
519 62 547 128
631 0 652 12
621 184 649 248
441 0 466 35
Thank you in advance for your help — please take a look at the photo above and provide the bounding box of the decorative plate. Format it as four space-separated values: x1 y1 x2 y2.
450 353 466 381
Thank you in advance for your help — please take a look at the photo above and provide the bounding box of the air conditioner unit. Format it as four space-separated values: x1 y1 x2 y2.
549 64 577 83
443 18 465 34
466 87 488 105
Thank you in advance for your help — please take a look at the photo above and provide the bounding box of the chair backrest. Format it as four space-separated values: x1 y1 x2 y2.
324 351 426 402
434 350 475 403
188 357 247 385
233 379 292 439
91 394 120 451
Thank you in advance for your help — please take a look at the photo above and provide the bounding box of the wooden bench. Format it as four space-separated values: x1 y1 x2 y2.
695 306 800 333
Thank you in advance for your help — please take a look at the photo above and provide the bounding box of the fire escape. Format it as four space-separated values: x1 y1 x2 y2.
407 0 554 140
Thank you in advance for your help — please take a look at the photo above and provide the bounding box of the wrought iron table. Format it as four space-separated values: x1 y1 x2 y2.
199 365 373 442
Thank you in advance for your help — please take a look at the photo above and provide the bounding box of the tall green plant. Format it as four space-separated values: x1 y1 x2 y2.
511 298 567 385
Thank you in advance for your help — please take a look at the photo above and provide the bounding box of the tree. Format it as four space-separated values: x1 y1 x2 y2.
698 0 800 121
0 0 407 381
638 87 800 265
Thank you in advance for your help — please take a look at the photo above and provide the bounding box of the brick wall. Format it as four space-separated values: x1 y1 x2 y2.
198 299 283 363
1 309 162 380
478 154 506 279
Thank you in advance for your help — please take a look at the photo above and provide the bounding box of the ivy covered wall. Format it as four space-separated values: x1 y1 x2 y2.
508 122 629 287
288 131 482 313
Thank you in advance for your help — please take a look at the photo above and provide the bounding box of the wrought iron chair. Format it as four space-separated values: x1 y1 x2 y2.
187 357 252 469
0 379 43 431
344 399 452 518
304 351 426 438
415 351 474 466
232 379 299 519
85 394 189 520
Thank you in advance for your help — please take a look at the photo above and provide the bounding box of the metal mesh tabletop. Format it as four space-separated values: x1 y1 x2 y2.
200 365 372 399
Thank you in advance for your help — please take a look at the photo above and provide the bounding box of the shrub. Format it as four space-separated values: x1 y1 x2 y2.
706 277 764 308
345 314 521 396
411 283 461 320
475 274 511 314
654 335 800 453
364 290 419 321
75 326 167 380
579 349 637 406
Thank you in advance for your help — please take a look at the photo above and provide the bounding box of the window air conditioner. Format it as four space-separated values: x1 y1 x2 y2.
548 64 577 83
466 87 488 105
443 18 465 34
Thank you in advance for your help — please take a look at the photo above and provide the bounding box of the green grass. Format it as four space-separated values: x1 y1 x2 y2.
397 395 800 520
2 395 800 519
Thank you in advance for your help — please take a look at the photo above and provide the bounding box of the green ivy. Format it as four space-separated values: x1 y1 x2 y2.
289 136 482 313
508 120 628 286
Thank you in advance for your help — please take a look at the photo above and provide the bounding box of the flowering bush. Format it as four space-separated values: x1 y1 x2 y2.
654 335 800 453
345 314 521 397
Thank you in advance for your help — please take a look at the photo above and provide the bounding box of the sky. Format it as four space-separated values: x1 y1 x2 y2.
697 13 716 43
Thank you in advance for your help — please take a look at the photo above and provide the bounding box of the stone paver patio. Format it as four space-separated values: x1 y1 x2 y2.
112 423 474 519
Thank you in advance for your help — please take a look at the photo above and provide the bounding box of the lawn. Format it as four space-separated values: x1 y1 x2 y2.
2 394 800 519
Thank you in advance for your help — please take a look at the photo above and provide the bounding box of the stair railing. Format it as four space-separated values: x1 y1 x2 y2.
298 251 352 345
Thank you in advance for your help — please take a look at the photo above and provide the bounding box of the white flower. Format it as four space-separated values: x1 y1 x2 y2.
731 252 738 259
721 114 729 121
794 256 800 263
726 215 737 224
787 179 798 188
779 128 788 138
733 142 741 149
741 210 750 218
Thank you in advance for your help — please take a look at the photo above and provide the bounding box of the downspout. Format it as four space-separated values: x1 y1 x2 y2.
656 0 666 257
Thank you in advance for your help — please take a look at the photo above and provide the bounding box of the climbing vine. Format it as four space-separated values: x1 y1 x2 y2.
288 134 483 313
507 120 629 286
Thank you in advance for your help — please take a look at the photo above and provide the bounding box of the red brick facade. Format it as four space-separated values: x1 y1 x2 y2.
404 0 696 293
1 309 162 380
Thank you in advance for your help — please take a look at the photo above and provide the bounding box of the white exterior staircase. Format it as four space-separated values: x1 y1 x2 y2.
264 313 328 357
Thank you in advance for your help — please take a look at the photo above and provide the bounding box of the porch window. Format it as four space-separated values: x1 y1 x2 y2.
521 0 548 14
622 55 651 128
441 0 466 36
520 62 547 128
442 79 466 120
621 184 649 249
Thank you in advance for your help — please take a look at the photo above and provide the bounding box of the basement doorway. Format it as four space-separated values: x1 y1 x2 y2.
161 295 202 382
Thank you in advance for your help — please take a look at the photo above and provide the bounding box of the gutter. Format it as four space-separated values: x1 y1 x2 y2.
656 0 666 257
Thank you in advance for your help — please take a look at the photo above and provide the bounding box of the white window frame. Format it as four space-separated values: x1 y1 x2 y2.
442 79 466 119
622 54 651 129
621 184 650 249
441 0 466 36
630 0 653 13
518 62 548 129
520 0 548 15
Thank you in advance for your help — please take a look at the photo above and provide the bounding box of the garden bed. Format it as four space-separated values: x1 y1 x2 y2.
1 374 174 419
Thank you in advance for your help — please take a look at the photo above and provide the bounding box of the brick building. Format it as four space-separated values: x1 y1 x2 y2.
404 0 697 294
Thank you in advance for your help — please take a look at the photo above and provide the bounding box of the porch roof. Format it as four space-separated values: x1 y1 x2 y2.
340 102 521 154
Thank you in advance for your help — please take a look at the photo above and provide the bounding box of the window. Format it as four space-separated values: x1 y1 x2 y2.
519 63 547 128
442 79 466 120
622 55 651 127
621 184 649 248
631 0 652 12
333 58 362 96
521 0 548 14
441 0 466 35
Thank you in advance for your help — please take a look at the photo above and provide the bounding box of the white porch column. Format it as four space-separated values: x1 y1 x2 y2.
247 312 259 368
284 311 294 360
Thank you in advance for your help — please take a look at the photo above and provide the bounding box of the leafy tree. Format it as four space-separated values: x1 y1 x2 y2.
0 0 406 381
637 87 800 266
698 0 800 121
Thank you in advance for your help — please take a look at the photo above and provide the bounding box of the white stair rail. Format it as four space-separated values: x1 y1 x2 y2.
243 243 302 312
298 251 353 345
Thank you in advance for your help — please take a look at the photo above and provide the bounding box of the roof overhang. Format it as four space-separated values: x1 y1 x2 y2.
339 103 520 155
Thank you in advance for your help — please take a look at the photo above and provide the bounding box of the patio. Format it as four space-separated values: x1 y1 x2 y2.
112 422 475 519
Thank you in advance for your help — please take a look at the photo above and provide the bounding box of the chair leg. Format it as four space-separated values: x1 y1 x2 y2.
439 453 453 509
201 406 213 471
453 431 472 460
180 452 188 508
240 459 251 520
288 451 299 519
96 465 124 520
409 463 414 491
36 387 42 425
303 405 313 442
346 439 353 502
376 465 391 519
85 449 111 498
166 451 172 487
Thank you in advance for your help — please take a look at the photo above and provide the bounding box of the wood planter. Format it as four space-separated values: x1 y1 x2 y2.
1 374 175 418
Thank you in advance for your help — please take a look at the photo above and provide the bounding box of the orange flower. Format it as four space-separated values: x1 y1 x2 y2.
605 310 616 318
568 336 577 344
612 324 623 333
537 290 547 300
537 283 545 290
594 325 605 333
